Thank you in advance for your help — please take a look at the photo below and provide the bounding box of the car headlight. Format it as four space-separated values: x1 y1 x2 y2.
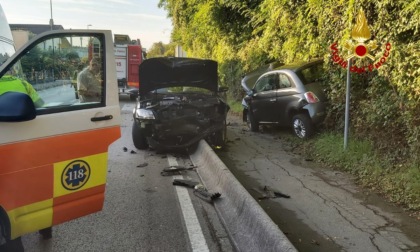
135 109 155 119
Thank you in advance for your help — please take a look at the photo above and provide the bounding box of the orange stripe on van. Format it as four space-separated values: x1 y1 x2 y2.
0 126 120 211
0 165 53 210
52 184 105 225
0 126 120 174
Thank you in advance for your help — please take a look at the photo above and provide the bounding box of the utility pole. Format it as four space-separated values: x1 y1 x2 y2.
49 0 54 30
50 0 55 81
344 59 351 150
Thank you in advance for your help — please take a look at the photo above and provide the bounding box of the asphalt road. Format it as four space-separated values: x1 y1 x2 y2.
21 97 233 252
217 115 420 252
19 94 420 252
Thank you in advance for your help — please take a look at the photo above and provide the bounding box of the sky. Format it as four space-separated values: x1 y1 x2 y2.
1 0 173 50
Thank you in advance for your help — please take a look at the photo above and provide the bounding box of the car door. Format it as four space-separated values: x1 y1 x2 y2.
275 72 299 125
250 73 279 123
0 30 121 240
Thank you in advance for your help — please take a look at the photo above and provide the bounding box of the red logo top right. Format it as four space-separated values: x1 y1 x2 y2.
330 9 391 73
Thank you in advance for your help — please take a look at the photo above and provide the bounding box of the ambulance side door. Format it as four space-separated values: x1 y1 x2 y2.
0 30 121 239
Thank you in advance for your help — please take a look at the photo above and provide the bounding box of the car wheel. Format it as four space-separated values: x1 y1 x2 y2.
292 114 314 139
132 121 148 149
129 94 137 101
211 120 227 148
247 109 259 132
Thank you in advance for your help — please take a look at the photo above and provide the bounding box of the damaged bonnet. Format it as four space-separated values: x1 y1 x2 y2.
139 57 218 96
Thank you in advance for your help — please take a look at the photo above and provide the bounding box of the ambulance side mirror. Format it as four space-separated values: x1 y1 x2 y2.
0 92 36 122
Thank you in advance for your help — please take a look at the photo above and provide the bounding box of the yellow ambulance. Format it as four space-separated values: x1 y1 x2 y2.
0 4 121 250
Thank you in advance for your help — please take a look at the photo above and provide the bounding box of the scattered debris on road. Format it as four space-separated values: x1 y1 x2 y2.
264 185 290 198
173 179 200 188
123 147 128 152
161 166 196 176
173 179 221 203
130 150 137 154
136 162 148 168
253 186 291 200
311 239 320 246
193 184 221 203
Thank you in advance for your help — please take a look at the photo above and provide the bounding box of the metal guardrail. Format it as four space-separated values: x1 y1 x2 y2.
190 140 297 252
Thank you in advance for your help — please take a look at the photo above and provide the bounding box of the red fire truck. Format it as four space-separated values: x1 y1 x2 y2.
114 34 145 100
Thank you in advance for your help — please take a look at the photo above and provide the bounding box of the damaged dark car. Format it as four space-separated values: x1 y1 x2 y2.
241 59 328 139
132 57 229 151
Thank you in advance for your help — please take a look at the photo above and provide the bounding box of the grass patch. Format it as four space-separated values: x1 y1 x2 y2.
227 99 243 114
302 132 420 213
225 99 420 214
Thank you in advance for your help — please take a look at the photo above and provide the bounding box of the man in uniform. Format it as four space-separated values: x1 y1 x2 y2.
77 58 102 103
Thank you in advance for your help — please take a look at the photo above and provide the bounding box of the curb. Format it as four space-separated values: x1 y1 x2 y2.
190 140 297 252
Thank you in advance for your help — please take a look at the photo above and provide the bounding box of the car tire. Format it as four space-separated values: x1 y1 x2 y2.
292 114 314 139
132 121 148 149
211 120 227 148
129 94 137 101
247 109 259 132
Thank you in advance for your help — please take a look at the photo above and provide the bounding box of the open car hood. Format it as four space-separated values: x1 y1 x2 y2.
139 57 218 96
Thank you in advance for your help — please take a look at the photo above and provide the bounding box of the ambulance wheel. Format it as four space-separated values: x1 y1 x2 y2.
132 121 148 149
0 216 24 252
39 227 52 240
0 237 24 252
0 211 23 252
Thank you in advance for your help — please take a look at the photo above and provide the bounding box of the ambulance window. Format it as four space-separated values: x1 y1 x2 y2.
2 34 106 114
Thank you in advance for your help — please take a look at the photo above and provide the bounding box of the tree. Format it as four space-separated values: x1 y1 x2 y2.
158 0 420 162
147 42 165 58
147 42 176 58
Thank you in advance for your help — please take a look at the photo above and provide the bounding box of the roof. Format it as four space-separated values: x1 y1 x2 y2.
114 34 131 44
114 34 141 45
9 24 64 35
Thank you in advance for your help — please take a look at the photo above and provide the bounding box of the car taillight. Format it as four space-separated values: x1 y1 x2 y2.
304 92 320 104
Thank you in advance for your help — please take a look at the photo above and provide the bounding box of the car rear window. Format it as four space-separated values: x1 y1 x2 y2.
296 63 324 85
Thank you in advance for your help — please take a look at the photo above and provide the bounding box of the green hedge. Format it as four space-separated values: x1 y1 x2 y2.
159 0 420 160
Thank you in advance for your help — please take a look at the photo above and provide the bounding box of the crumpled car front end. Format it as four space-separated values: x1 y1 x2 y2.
132 57 229 151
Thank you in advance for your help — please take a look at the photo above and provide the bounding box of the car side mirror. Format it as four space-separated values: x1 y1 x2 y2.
0 92 36 122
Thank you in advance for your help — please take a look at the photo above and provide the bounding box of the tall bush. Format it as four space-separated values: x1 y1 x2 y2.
159 0 420 159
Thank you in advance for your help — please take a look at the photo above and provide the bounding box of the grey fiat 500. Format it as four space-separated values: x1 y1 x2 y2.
241 59 328 139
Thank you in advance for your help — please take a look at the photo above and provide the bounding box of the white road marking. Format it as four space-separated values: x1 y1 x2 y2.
167 155 209 252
